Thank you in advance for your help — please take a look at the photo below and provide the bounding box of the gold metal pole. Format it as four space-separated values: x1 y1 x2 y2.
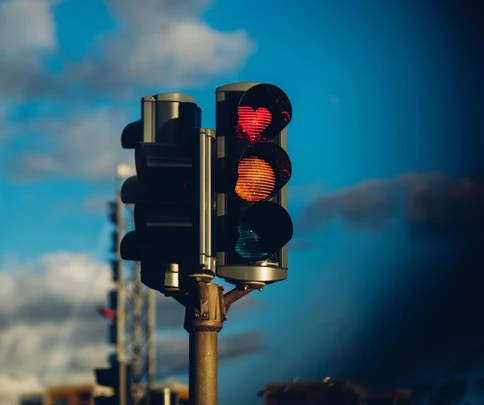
179 280 253 405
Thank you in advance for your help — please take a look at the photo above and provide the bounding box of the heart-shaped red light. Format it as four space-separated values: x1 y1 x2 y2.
237 106 272 143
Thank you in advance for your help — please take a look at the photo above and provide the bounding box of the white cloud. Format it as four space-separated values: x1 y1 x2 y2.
72 0 256 94
1 0 256 182
0 0 255 100
0 0 59 99
0 251 111 403
0 375 43 405
5 106 133 182
0 250 263 404
0 0 57 54
0 252 110 314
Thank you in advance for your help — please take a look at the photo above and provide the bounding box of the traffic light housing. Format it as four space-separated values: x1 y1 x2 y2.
108 290 117 310
120 94 215 292
94 363 132 405
107 200 121 281
100 289 117 344
94 397 117 405
110 259 118 282
107 352 117 367
108 320 116 345
216 82 293 287
95 366 119 388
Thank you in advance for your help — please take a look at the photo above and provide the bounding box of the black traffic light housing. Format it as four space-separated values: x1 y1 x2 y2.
216 82 293 288
110 259 118 282
120 94 215 292
94 363 132 405
95 366 119 388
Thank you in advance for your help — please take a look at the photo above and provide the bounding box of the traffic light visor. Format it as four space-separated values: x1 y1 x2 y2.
121 120 142 149
236 84 292 143
235 143 291 202
235 202 293 262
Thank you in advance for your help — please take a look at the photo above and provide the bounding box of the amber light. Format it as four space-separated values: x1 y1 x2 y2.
237 106 272 143
235 156 275 202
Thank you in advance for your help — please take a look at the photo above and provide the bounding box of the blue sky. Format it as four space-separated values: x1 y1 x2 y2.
1 0 484 404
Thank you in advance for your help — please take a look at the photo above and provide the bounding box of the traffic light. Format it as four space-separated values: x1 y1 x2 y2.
110 259 118 282
94 365 118 405
95 366 119 389
108 290 117 310
120 94 215 291
107 289 117 343
97 289 117 344
107 352 117 368
108 201 118 254
94 363 132 405
93 397 117 405
107 200 120 280
108 321 117 345
108 201 117 224
215 82 293 287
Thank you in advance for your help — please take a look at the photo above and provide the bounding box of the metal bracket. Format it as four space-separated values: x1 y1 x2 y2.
198 128 216 275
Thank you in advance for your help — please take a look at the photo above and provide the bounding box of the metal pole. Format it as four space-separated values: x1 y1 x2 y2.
133 264 143 383
147 288 156 400
129 262 143 405
180 281 253 405
116 185 127 405
163 387 171 405
189 330 218 404
184 281 223 405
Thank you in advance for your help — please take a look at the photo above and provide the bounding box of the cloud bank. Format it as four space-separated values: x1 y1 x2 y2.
0 251 262 405
1 0 255 182
297 171 484 404
298 172 484 235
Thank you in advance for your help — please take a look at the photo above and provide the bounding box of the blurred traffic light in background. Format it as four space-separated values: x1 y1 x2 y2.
215 83 293 287
97 289 117 320
107 201 119 280
95 288 131 405
94 364 132 405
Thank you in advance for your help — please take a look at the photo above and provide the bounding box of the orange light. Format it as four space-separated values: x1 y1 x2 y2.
235 157 275 202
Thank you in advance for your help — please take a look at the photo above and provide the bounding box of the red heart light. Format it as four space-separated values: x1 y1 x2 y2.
237 106 272 143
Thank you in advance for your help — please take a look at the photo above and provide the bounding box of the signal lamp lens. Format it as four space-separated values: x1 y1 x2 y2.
237 106 272 143
235 202 293 262
235 156 276 202
237 84 292 143
234 143 291 202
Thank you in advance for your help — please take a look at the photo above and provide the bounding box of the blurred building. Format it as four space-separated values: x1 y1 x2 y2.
18 393 43 405
44 384 93 405
19 383 189 405
139 385 189 405
258 378 412 405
